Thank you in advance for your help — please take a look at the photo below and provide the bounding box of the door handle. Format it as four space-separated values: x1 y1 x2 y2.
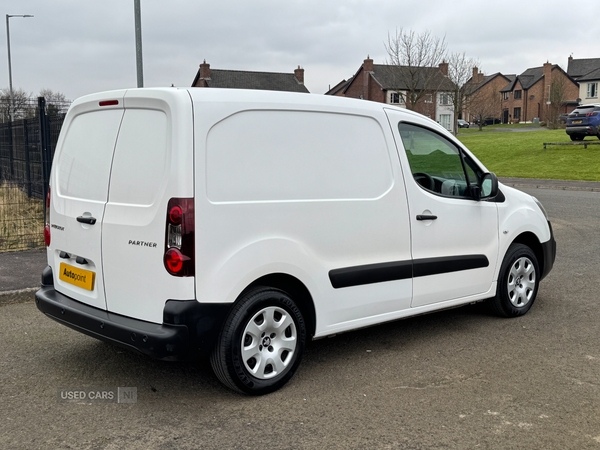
416 214 437 221
76 216 97 225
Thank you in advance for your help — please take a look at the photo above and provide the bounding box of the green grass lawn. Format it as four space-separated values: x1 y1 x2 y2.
457 129 600 181
458 123 540 133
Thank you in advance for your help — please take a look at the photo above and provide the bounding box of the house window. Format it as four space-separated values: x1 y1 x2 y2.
587 83 598 98
502 92 509 100
439 114 452 130
390 92 405 104
513 107 521 121
440 93 450 105
425 94 433 103
514 90 522 100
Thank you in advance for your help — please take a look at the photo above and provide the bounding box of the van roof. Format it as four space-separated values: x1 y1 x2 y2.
73 86 426 119
186 86 421 114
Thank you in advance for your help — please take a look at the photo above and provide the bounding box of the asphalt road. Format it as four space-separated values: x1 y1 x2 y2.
1 187 599 450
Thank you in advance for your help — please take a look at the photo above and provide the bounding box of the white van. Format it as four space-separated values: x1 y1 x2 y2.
36 88 555 395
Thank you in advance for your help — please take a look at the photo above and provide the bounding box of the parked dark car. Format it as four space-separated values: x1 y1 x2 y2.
457 119 470 128
566 104 600 141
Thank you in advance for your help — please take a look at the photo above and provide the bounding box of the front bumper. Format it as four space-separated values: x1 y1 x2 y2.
540 221 556 281
35 266 230 360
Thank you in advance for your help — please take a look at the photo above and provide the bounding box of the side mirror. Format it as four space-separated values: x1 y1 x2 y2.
480 172 499 199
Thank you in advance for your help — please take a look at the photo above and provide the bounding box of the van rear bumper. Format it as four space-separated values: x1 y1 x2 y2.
35 267 230 360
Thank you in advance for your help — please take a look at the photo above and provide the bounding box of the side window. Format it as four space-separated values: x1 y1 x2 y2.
398 122 482 197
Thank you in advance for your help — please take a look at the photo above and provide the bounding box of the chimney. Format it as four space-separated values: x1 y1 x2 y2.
199 60 211 80
439 61 448 76
362 56 374 100
294 66 304 84
472 67 484 83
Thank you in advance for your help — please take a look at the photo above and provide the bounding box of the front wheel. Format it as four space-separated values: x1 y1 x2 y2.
490 243 540 317
570 135 584 141
210 286 306 395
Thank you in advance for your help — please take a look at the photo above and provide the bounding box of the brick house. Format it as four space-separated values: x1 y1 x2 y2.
567 56 600 105
327 57 456 131
463 68 514 123
191 60 309 93
325 78 352 96
499 63 578 123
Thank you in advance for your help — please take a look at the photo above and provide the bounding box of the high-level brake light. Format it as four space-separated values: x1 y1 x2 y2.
99 100 119 107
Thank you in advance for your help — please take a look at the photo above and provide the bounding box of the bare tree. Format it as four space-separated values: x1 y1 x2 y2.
384 28 448 111
0 87 34 123
39 88 66 103
446 53 480 135
39 88 70 115
547 77 566 130
468 87 501 131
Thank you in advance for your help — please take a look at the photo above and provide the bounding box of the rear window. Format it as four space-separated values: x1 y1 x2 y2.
570 105 600 116
56 110 124 202
107 109 168 206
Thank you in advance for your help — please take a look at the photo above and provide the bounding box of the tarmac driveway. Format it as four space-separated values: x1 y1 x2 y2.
1 186 599 449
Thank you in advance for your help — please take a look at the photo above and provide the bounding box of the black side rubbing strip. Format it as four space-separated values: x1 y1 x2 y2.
413 255 489 278
329 255 489 289
329 261 412 289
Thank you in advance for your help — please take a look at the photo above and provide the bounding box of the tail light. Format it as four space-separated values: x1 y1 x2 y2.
44 186 51 246
164 198 194 276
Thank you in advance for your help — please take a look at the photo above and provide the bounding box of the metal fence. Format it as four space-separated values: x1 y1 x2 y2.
0 98 70 252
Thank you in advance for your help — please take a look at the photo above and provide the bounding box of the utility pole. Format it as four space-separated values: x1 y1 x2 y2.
134 0 144 88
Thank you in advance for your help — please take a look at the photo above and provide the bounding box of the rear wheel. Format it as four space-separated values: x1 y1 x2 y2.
570 135 584 141
210 286 306 395
490 243 539 317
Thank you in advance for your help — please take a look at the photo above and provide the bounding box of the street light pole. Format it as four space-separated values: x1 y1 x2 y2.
5 14 33 121
134 0 143 88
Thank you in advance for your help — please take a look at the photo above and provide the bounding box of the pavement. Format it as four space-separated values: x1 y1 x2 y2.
0 249 47 305
1 177 599 305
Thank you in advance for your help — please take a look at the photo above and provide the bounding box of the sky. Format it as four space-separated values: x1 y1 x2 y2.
2 0 599 101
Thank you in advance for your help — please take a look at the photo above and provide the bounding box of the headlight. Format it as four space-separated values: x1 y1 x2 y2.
532 196 549 220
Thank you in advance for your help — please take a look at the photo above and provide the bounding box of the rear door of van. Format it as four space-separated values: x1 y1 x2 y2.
49 89 195 323
101 90 195 323
49 92 126 310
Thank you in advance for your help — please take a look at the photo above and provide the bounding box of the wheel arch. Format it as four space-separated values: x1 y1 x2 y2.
511 231 545 276
243 273 317 339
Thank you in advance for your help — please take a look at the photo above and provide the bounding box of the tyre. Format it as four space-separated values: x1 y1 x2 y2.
210 286 306 395
490 243 540 318
570 135 584 141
